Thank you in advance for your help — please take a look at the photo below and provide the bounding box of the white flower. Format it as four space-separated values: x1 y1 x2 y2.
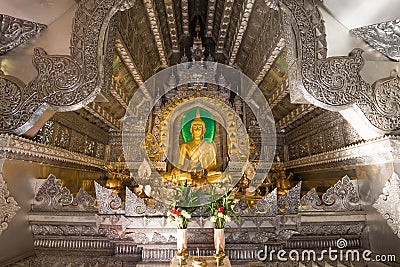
210 216 217 223
217 212 224 218
181 210 191 219
224 215 231 222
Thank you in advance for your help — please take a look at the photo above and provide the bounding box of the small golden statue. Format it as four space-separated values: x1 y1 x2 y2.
104 156 131 194
271 156 293 196
164 108 222 186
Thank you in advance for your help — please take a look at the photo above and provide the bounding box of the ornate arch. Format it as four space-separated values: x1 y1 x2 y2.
0 0 135 135
1 0 398 135
280 0 400 134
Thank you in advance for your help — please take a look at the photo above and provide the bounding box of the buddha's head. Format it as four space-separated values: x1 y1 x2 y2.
190 108 206 140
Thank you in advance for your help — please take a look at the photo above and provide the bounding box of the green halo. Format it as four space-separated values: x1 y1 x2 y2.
181 107 215 142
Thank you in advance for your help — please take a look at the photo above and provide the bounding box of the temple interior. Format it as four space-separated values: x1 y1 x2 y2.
0 0 400 266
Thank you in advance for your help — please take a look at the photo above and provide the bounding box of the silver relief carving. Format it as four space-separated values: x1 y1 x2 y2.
300 224 365 236
358 73 400 132
125 187 166 216
373 172 400 238
300 188 323 211
0 171 20 235
94 182 123 214
277 182 302 214
300 182 362 212
281 0 400 132
255 188 278 216
11 253 123 267
125 231 150 244
32 224 98 236
321 175 360 211
2 134 105 169
350 19 400 61
0 0 134 134
72 188 97 211
0 14 47 55
33 174 96 211
34 174 74 210
125 187 147 216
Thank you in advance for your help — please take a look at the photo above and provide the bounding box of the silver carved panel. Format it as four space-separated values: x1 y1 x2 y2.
33 174 97 211
350 19 400 61
322 175 360 211
34 174 73 210
373 172 400 238
94 181 123 214
300 175 361 212
125 187 166 216
281 0 400 133
0 170 20 235
255 188 278 216
0 14 47 55
277 182 302 214
0 0 135 134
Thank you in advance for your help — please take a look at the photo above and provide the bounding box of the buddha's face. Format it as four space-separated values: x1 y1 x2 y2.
191 123 204 139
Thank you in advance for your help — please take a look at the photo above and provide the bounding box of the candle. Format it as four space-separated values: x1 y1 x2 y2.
197 247 200 258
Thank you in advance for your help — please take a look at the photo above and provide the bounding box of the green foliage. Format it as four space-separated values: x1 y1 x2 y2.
205 187 239 229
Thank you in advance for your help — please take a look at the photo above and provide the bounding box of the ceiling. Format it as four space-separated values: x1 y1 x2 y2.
0 0 397 135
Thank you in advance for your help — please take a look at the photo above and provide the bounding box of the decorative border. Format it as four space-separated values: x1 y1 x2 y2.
92 176 360 217
285 136 399 170
143 0 168 67
215 0 235 53
228 0 255 65
0 134 105 169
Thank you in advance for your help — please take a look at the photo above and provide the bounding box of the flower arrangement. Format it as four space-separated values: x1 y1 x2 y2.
167 183 198 229
167 206 192 229
206 188 238 229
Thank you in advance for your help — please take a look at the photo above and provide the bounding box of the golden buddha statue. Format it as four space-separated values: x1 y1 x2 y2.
274 156 293 196
164 108 222 186
276 169 292 195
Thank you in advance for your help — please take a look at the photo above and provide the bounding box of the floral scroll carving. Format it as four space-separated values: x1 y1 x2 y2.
281 0 400 133
350 19 400 62
0 172 20 235
94 182 123 214
125 187 166 216
0 0 135 134
255 188 278 216
277 182 302 214
300 175 361 211
0 14 47 55
34 174 96 211
34 174 73 210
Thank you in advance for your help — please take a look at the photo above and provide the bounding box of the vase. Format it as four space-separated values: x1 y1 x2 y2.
214 228 225 254
176 228 188 254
